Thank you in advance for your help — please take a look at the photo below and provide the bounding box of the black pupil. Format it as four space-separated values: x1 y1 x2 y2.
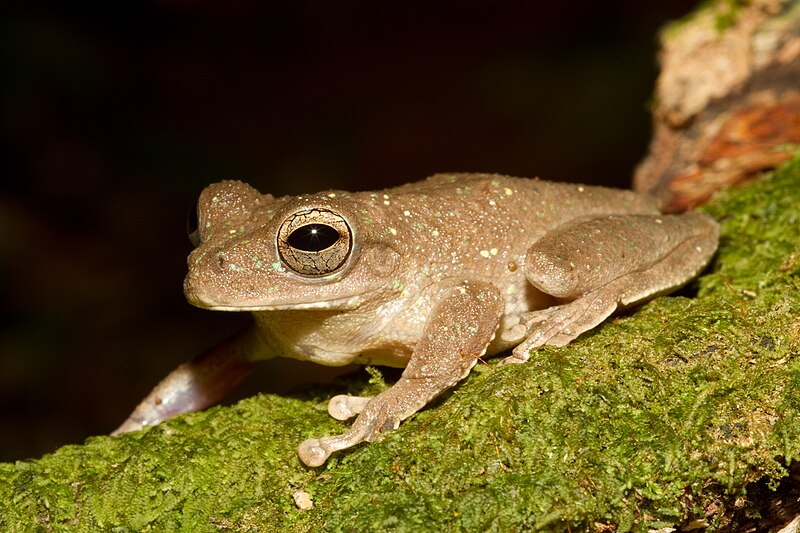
287 224 340 252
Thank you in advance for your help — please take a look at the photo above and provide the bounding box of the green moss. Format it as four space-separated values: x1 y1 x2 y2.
661 0 753 39
712 0 751 31
3 154 800 531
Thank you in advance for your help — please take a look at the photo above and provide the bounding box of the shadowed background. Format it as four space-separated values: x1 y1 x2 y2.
1 1 696 461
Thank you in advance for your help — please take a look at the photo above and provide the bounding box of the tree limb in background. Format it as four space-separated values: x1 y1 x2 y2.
635 0 800 212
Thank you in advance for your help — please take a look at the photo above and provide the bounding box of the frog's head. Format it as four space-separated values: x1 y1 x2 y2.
184 180 403 311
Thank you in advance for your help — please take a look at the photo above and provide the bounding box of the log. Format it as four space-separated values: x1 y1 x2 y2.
634 0 800 212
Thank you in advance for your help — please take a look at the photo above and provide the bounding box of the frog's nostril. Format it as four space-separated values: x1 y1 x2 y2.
217 255 226 270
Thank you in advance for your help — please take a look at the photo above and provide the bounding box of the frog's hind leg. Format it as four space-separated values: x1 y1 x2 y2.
112 326 267 435
502 212 719 365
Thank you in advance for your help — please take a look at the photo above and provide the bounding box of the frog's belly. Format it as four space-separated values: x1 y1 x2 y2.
253 308 417 368
287 345 412 367
271 338 413 368
254 273 555 367
353 344 415 367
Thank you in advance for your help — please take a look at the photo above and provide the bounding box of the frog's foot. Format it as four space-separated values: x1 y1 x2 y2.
502 289 618 365
298 386 415 466
298 402 400 467
499 317 538 346
298 435 358 468
327 394 373 421
498 306 564 366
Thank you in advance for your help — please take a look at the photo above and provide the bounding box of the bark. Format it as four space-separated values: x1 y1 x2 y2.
2 155 800 531
634 0 800 212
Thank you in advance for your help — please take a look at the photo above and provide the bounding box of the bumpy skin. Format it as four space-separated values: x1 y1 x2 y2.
113 174 720 466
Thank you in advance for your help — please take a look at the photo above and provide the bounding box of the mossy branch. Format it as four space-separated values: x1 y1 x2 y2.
3 154 800 531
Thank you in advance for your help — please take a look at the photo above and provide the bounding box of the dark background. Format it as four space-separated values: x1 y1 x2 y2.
1 1 697 462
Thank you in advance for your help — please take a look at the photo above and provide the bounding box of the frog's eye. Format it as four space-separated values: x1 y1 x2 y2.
278 209 352 276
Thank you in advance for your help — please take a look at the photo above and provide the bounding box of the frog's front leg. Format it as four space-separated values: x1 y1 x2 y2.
112 325 269 435
326 394 373 420
503 212 719 364
297 280 504 467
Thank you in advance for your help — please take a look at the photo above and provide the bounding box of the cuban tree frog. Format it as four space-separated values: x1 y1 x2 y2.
113 174 719 467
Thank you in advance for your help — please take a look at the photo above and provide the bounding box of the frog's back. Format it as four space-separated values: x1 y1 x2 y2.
352 173 662 294
379 173 659 224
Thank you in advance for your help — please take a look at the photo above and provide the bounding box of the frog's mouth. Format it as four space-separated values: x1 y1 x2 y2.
194 295 367 312
183 272 372 311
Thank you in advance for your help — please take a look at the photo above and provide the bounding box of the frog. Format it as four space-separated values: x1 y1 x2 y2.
112 173 719 467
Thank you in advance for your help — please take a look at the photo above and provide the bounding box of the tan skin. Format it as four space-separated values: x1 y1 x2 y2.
113 174 719 467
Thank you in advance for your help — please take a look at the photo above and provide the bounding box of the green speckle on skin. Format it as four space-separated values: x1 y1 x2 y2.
271 262 281 271
4 153 800 531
